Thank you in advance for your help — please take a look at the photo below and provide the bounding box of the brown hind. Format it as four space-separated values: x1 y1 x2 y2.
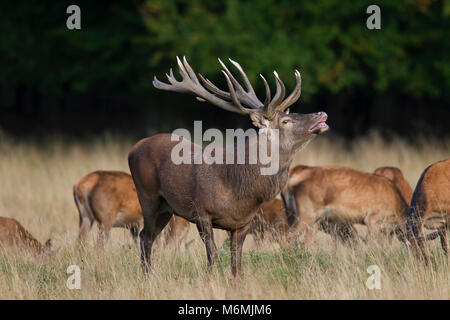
283 165 409 244
406 159 449 263
374 166 413 204
0 217 51 256
74 170 190 249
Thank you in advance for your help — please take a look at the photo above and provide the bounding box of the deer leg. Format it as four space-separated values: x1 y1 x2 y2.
364 213 386 243
140 210 173 272
163 216 189 249
97 222 112 249
76 197 94 248
138 195 171 272
294 213 318 246
406 215 430 264
78 215 94 248
195 217 217 269
341 224 359 244
230 225 250 277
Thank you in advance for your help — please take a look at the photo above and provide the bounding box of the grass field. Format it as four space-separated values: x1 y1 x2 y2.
0 131 448 299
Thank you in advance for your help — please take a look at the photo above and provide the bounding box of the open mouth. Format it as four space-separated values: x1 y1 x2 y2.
309 113 329 134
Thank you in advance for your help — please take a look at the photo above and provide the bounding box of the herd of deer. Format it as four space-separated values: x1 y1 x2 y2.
0 58 448 277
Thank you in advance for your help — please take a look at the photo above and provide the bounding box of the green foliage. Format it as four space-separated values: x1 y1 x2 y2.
0 0 448 137
0 1 448 99
141 0 450 100
0 1 150 93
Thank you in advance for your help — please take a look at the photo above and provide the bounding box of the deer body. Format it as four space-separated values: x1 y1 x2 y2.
74 170 189 248
129 57 328 276
284 165 409 243
374 166 413 204
406 159 449 263
0 217 51 255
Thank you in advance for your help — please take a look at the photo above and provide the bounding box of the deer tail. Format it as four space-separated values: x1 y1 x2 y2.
82 186 95 222
73 185 83 227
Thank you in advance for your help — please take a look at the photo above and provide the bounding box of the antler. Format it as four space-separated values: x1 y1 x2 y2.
152 56 302 119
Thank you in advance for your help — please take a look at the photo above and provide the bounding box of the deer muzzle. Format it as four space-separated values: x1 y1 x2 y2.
309 112 328 134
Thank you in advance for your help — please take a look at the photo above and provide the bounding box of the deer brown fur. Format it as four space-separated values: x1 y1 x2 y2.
0 217 51 256
129 57 328 276
283 165 409 244
246 198 289 244
406 159 449 263
74 170 189 248
374 166 413 204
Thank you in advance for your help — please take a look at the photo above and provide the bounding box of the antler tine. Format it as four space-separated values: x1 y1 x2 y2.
153 75 188 93
153 57 251 115
222 71 262 115
259 74 271 108
266 71 286 118
198 73 231 100
176 56 191 82
153 56 302 118
228 58 255 94
182 56 199 84
276 70 302 112
228 58 266 108
218 58 264 109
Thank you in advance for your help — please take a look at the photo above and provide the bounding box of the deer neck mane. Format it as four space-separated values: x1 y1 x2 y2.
224 133 291 202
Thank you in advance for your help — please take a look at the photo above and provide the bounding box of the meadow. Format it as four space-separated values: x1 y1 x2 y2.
0 130 448 299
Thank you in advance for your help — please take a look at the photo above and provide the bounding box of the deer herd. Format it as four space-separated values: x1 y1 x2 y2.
0 57 448 277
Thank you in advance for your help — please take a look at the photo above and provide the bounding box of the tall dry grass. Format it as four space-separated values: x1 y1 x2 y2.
0 131 448 299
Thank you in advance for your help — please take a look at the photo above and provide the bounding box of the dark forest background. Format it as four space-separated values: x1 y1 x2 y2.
0 0 449 141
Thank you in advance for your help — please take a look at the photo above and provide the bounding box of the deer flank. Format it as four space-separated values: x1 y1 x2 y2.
406 159 449 263
74 170 189 248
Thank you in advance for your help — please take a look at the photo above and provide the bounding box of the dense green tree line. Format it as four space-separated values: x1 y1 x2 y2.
0 0 448 138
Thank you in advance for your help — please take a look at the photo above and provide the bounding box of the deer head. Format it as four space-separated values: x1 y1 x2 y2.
153 57 328 158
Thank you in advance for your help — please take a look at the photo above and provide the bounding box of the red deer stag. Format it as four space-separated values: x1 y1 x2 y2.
74 170 190 248
282 165 409 244
374 166 413 204
406 159 449 263
0 217 51 256
128 57 328 276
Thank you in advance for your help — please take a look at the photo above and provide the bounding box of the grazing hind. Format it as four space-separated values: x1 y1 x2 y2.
0 217 51 256
283 165 409 244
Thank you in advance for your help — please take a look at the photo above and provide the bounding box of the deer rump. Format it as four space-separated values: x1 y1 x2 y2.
73 170 190 249
285 166 409 243
406 159 449 263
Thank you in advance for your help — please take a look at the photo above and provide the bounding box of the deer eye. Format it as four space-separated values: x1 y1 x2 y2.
282 119 290 124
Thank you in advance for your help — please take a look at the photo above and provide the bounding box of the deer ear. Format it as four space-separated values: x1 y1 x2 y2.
250 112 270 129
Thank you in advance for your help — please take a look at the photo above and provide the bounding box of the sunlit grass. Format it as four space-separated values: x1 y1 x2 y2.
0 131 448 299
